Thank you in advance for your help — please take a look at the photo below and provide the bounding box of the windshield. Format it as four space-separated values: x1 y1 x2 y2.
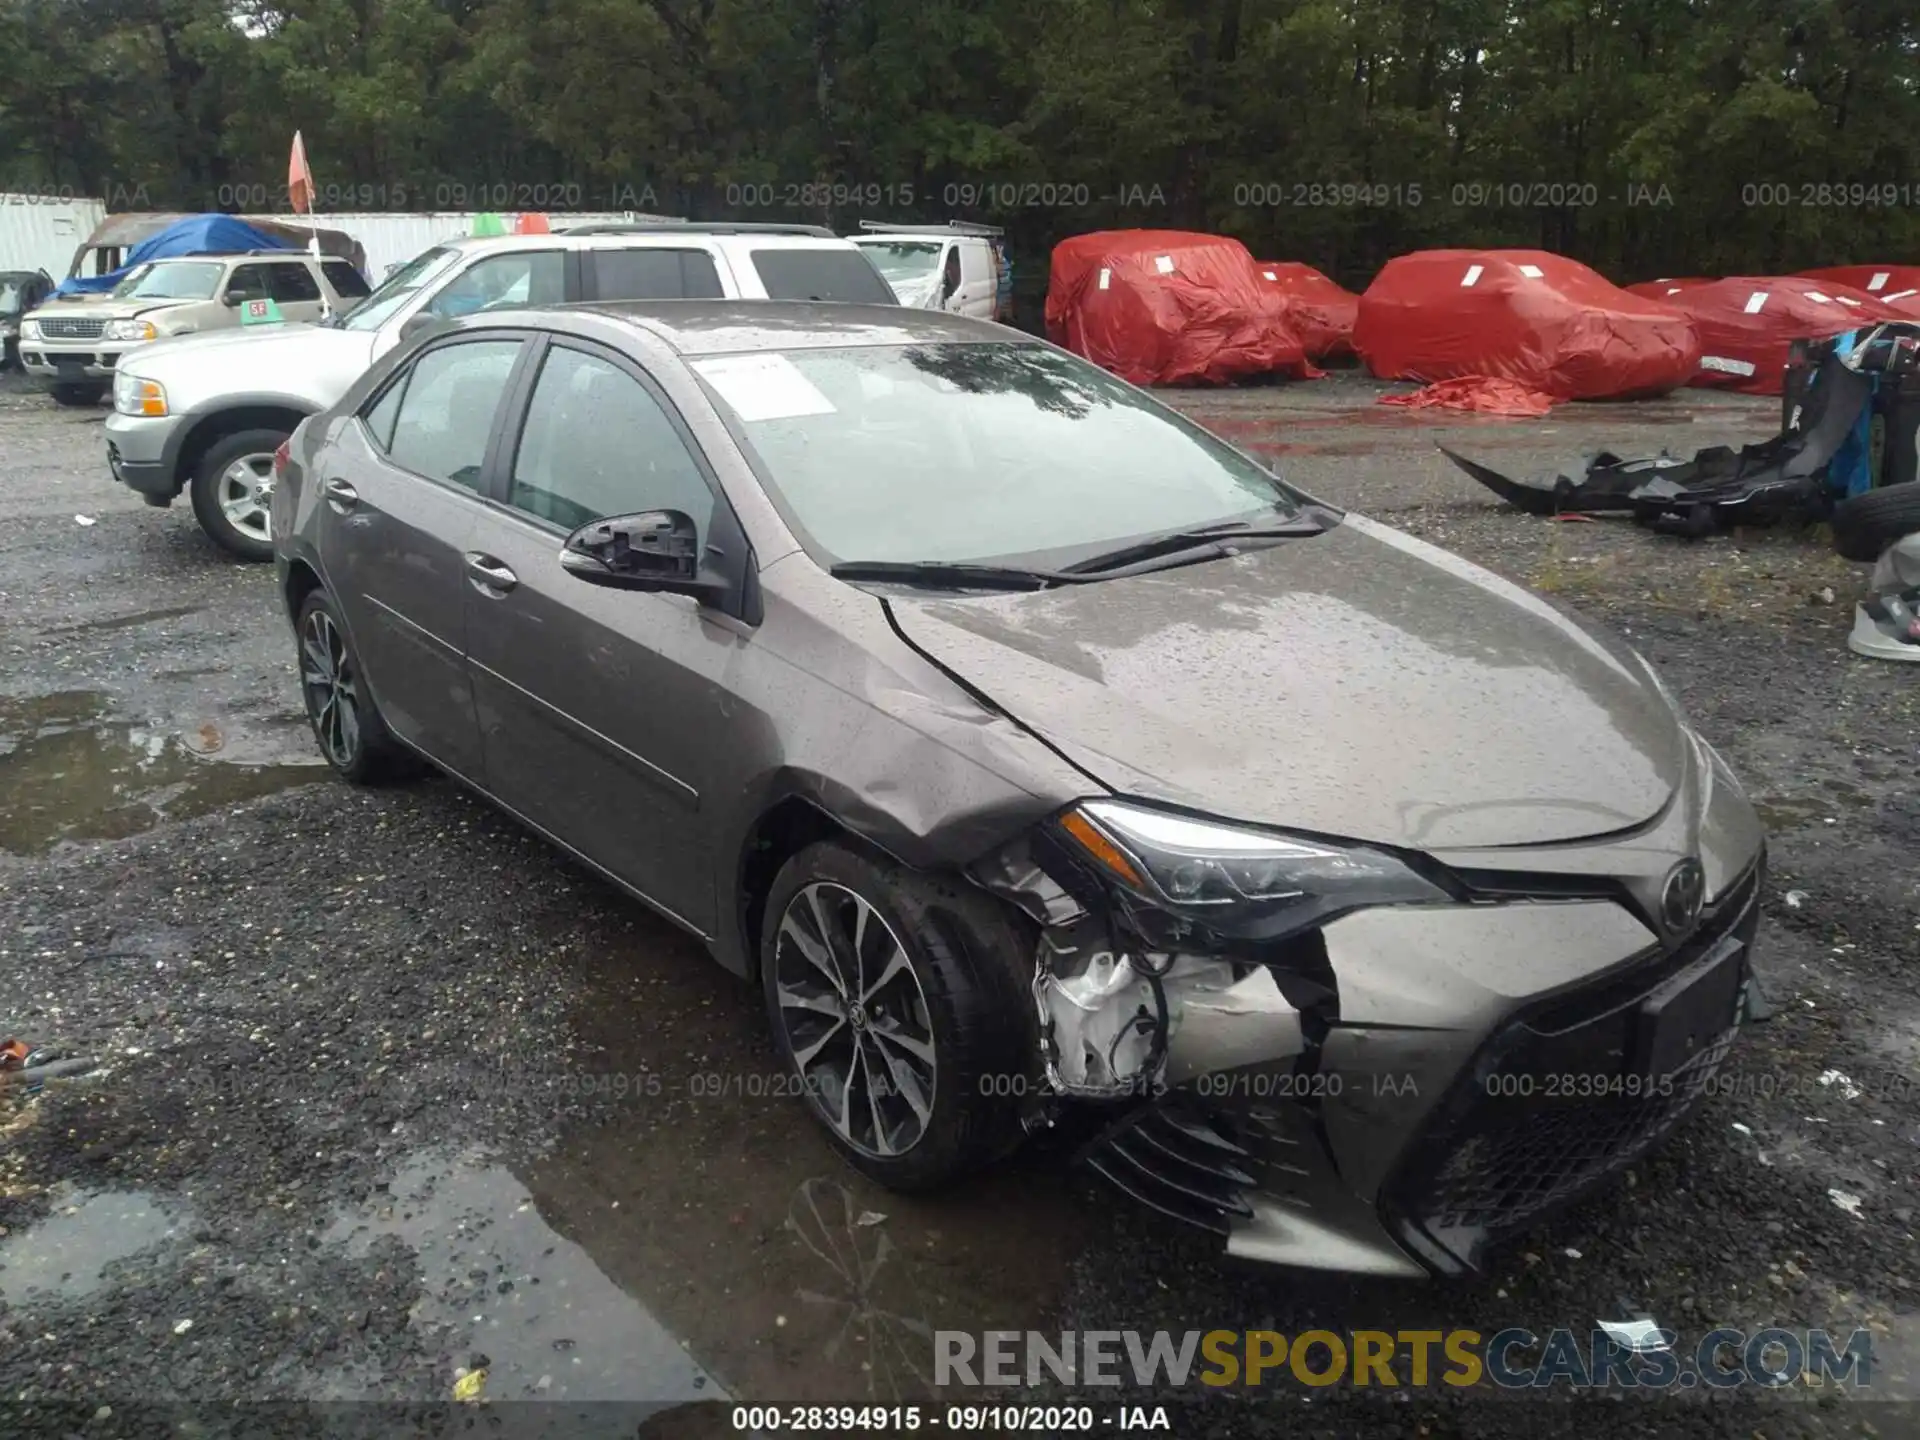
692 342 1300 568
854 241 941 289
336 246 461 331
111 261 222 301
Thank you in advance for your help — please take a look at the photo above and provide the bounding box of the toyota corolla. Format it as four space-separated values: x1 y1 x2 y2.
271 301 1765 1278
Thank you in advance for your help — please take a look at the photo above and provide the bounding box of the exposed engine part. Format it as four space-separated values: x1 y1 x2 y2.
1033 926 1274 1099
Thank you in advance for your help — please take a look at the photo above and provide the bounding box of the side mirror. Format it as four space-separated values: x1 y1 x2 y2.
560 510 729 602
399 312 439 342
221 290 245 307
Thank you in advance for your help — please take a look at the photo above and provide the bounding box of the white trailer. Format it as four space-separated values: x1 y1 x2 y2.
0 195 109 278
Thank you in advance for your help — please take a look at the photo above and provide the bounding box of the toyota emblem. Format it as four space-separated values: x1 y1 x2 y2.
1661 858 1705 935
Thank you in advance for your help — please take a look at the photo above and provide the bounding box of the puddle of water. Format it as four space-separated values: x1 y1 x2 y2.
0 690 326 853
516 922 1089 1406
322 1148 722 1410
1754 781 1876 832
0 1184 191 1301
49 603 207 637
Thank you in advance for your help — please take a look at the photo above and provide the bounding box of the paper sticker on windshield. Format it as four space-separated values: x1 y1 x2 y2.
1517 264 1544 278
1744 291 1769 314
240 297 284 326
1153 255 1175 274
1700 355 1756 376
692 354 836 422
1869 272 1890 290
1461 265 1483 287
1097 268 1111 290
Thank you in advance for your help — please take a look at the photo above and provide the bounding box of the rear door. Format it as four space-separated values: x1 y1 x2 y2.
316 332 531 781
583 246 731 300
462 336 738 934
320 258 373 312
263 260 329 323
957 239 997 318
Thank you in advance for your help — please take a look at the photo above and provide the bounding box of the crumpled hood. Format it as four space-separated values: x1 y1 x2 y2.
885 515 1688 850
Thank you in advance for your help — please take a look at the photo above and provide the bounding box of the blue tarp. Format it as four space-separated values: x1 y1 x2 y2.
53 214 300 297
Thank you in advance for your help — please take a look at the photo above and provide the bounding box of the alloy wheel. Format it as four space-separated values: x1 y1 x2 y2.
217 453 276 543
299 608 361 769
773 882 937 1158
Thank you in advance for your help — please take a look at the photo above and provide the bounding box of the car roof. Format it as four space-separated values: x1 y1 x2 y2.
440 227 858 258
532 300 1021 355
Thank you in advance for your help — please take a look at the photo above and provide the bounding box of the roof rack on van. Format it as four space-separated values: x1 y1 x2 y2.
856 220 1004 237
557 221 840 239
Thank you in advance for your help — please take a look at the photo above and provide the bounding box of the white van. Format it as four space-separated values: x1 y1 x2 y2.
850 221 1009 321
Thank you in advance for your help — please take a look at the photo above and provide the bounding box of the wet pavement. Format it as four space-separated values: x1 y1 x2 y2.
0 369 1916 1438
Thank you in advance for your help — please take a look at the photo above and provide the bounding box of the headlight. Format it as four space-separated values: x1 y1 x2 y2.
104 319 157 342
113 372 167 417
1056 799 1450 938
20 318 41 340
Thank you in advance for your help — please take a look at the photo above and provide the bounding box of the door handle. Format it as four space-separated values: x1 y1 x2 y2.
463 552 518 594
322 477 358 511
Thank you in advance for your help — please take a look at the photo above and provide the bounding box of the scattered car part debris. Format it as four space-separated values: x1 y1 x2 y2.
1441 332 1902 535
1831 487 1920 662
1379 376 1558 416
1 1038 100 1095
1784 890 1809 908
1828 1188 1863 1217
1598 1317 1672 1353
1818 1070 1862 1100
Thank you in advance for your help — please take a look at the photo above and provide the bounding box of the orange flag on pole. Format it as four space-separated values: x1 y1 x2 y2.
288 132 315 214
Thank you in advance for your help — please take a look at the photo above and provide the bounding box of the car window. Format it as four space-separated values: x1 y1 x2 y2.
111 260 224 301
267 262 321 303
508 345 714 533
361 374 408 453
750 249 897 303
592 248 724 300
426 252 564 320
385 339 523 489
340 246 460 332
322 259 372 299
225 264 272 302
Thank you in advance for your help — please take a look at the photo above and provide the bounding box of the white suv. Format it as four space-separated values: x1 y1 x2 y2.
103 223 900 559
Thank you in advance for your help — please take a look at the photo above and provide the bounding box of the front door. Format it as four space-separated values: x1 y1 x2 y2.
316 333 529 780
463 338 737 935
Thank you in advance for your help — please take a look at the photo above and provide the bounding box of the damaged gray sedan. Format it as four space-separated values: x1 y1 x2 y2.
272 301 1766 1279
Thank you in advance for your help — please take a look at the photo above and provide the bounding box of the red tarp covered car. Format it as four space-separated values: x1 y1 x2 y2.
1658 277 1903 394
1253 261 1359 360
1623 277 1717 300
1354 250 1700 400
1045 231 1315 386
1797 266 1920 319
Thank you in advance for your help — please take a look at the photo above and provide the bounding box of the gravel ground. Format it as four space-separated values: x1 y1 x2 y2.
0 366 1914 1439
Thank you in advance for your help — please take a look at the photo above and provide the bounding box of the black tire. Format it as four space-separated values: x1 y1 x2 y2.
760 841 1038 1191
1832 482 1920 563
294 589 417 784
50 382 104 407
189 427 289 562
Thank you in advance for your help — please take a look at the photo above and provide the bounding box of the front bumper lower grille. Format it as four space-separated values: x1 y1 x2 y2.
1386 861 1763 1273
1085 1101 1257 1235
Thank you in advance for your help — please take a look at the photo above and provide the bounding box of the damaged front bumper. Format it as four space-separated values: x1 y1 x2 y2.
974 734 1766 1279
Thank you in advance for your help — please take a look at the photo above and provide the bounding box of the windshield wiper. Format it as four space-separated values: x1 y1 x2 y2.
1062 515 1332 576
830 560 1093 591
